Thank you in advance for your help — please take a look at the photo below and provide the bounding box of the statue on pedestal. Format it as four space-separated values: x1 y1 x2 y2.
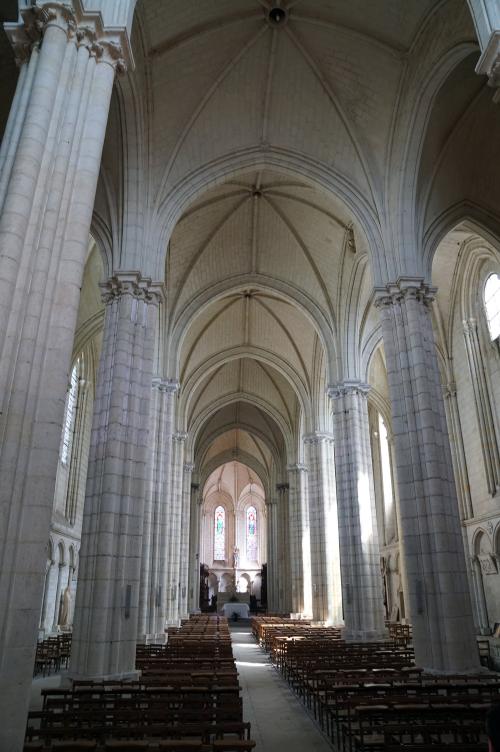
232 546 240 568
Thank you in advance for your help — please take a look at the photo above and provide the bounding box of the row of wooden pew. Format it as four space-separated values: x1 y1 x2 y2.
25 616 255 751
33 634 72 677
251 616 497 751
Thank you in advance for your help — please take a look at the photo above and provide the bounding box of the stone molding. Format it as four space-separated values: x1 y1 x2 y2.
303 431 334 445
100 272 162 307
152 377 180 394
5 0 133 72
327 380 370 399
374 277 437 309
173 432 188 444
476 30 500 103
276 482 289 492
287 463 308 473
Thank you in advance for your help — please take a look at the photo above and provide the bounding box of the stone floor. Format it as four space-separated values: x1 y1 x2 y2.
230 623 332 751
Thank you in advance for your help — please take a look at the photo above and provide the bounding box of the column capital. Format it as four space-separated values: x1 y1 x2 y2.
276 482 289 493
5 1 134 73
374 277 437 309
173 432 188 443
100 272 161 306
443 381 457 399
327 380 370 399
303 431 334 445
476 29 500 103
152 377 180 393
287 463 308 473
184 462 195 473
462 317 478 335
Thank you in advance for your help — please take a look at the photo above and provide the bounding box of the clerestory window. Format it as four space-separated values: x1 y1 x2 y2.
61 363 79 465
484 273 500 342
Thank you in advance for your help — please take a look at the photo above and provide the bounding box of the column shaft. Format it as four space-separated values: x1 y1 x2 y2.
178 464 194 619
330 382 386 640
166 434 186 624
376 280 478 671
138 379 177 640
188 486 201 613
70 274 159 677
304 434 342 624
0 8 128 747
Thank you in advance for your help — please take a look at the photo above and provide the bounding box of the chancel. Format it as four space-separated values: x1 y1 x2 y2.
1 1 500 751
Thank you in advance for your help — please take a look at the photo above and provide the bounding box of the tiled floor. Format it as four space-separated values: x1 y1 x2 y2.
231 624 332 751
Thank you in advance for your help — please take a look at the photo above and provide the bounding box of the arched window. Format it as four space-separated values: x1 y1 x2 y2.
214 506 225 560
61 362 79 465
246 505 257 561
484 273 500 341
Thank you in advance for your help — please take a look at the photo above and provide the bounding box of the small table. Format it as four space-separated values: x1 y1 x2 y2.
222 602 250 619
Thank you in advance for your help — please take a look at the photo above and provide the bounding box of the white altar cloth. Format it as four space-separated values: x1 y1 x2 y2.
222 603 250 618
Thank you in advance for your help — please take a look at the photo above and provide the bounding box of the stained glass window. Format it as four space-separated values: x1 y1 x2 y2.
61 363 79 465
246 506 257 561
214 506 225 560
484 273 500 341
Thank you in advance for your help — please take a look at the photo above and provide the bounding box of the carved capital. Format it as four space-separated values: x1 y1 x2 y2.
443 381 457 400
327 380 370 399
476 30 500 103
276 483 289 493
173 432 188 444
152 377 180 394
462 317 478 336
303 431 335 445
374 277 436 309
287 463 308 473
184 463 195 474
100 272 160 306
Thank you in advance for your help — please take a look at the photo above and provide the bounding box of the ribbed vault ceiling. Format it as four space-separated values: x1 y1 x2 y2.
136 0 439 213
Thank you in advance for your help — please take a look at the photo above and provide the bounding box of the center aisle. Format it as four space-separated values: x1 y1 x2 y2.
231 623 332 752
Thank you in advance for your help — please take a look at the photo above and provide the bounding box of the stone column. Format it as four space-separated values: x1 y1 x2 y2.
470 555 490 635
166 433 187 624
304 433 342 624
70 273 160 678
138 378 178 641
52 562 66 632
39 557 53 636
266 498 278 611
375 279 479 672
462 319 500 496
178 463 194 619
0 6 131 747
329 382 386 640
287 465 305 614
443 383 473 520
275 484 286 612
188 484 201 613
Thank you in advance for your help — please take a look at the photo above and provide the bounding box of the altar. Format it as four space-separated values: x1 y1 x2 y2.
222 602 250 619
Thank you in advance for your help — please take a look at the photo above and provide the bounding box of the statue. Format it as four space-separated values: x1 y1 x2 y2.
58 586 71 627
233 546 240 568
